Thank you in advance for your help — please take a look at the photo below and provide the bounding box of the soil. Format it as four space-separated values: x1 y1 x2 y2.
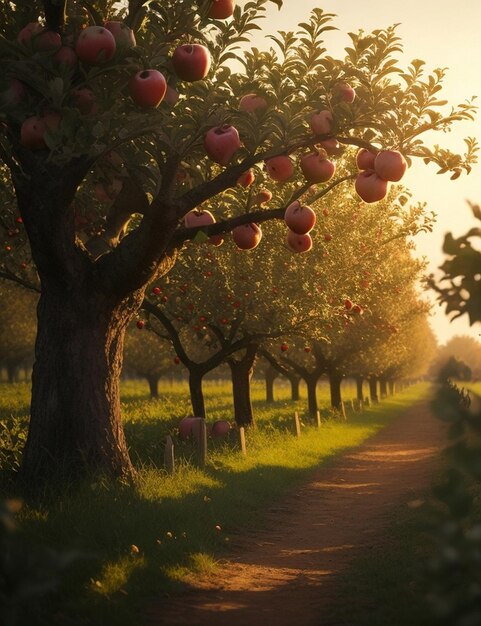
144 401 445 626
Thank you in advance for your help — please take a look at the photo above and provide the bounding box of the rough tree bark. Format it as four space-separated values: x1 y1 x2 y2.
146 375 160 399
228 344 259 426
369 377 379 403
329 370 343 409
188 368 206 418
288 374 301 401
380 378 388 398
264 366 278 404
305 373 320 417
355 375 364 401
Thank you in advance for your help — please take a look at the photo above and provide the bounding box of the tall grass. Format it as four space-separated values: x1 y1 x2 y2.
0 379 430 626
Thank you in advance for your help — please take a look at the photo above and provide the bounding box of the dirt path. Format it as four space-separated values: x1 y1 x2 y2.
145 401 445 626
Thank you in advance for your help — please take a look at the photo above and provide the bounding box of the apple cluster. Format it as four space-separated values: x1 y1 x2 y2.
355 148 408 203
11 11 220 152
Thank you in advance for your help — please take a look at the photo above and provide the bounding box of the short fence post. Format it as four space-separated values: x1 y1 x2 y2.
164 435 175 474
316 410 321 429
294 411 301 437
348 399 354 412
364 396 371 408
196 419 207 468
239 426 247 456
340 401 347 421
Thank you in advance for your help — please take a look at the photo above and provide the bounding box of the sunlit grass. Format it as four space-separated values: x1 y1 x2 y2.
0 379 431 625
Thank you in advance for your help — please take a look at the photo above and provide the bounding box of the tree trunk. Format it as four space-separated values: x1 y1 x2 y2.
305 374 319 417
228 344 258 427
265 366 278 404
146 375 160 399
388 380 395 396
19 285 139 487
369 377 379 403
355 376 364 401
329 371 343 409
189 369 206 418
6 362 17 384
379 378 387 398
288 374 301 401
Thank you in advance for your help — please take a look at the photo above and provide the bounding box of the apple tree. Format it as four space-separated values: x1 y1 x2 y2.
0 0 476 485
123 322 175 397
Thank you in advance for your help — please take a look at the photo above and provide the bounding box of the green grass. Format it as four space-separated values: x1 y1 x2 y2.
0 379 431 626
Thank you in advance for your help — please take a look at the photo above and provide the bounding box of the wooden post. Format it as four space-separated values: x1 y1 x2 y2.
196 419 207 468
294 411 301 437
358 398 364 412
348 399 354 412
364 396 371 408
316 410 321 429
340 401 347 420
164 435 175 474
239 426 247 455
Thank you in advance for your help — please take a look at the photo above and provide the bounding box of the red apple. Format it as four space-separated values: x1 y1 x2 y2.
164 85 179 106
237 169 255 187
174 356 181 364
172 44 211 81
152 286 161 295
184 209 222 245
204 124 241 166
374 150 407 182
75 26 116 65
239 93 268 113
265 155 294 182
304 346 312 353
284 201 316 235
35 30 62 52
54 46 77 68
17 22 42 44
344 299 353 310
232 223 262 250
184 208 215 228
20 116 48 150
356 148 376 170
280 343 288 352
136 320 145 329
71 87 98 115
324 233 332 242
286 230 313 253
209 0 235 19
334 81 356 103
254 189 272 205
211 419 231 437
300 152 335 184
129 69 167 108
352 304 364 315
355 170 389 203
310 109 333 135
179 416 204 439
104 21 136 48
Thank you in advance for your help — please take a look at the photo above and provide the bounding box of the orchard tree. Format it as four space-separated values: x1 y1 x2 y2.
261 186 434 414
429 335 481 381
142 219 327 424
0 1 476 485
123 323 175 397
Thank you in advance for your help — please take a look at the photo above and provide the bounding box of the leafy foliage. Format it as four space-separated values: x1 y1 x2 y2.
429 202 481 327
428 382 481 625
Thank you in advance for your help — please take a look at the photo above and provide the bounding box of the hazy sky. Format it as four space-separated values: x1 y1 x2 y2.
247 0 481 345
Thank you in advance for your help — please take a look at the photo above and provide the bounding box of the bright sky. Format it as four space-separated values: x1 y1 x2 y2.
248 0 481 345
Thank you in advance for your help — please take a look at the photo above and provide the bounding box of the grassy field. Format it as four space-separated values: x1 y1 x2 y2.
0 378 431 626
